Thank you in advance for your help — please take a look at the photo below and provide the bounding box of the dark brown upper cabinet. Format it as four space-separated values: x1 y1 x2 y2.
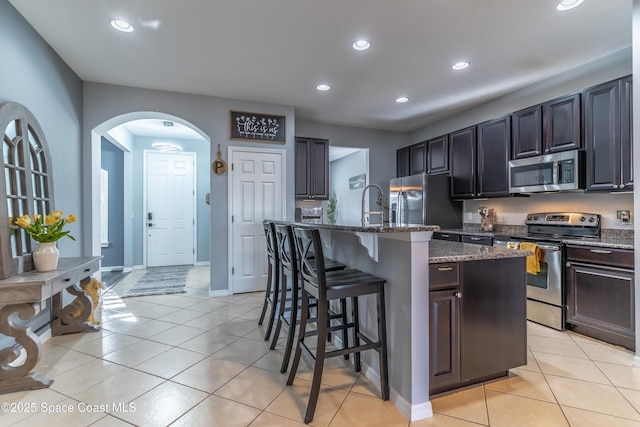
450 117 510 199
511 93 581 159
584 75 633 192
427 135 449 174
295 137 329 200
543 93 581 154
477 116 511 198
409 141 427 175
396 146 410 177
449 126 477 199
511 105 542 159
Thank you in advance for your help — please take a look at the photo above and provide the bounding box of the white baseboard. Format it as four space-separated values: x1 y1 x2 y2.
209 289 230 297
196 261 211 266
633 355 640 368
132 265 146 270
100 266 125 272
39 328 52 344
359 362 433 421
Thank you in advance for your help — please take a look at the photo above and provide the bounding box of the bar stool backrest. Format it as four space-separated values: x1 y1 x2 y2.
263 221 278 268
293 227 326 298
274 224 296 274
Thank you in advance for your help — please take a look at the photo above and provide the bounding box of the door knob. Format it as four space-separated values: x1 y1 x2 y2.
148 223 154 227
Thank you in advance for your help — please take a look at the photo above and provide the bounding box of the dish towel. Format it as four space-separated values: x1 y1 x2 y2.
519 242 541 275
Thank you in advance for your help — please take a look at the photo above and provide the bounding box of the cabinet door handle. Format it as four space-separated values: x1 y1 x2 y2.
469 237 481 241
454 292 462 299
440 234 450 238
566 262 571 268
590 249 612 254
620 184 626 189
613 185 619 189
437 266 453 271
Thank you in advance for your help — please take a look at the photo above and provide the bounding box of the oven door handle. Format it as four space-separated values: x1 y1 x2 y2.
535 244 562 251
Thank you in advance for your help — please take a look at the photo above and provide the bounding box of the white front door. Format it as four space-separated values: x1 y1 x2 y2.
146 151 196 267
230 148 285 294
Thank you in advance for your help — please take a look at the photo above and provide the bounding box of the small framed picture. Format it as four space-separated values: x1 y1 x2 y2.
230 110 285 143
349 174 366 189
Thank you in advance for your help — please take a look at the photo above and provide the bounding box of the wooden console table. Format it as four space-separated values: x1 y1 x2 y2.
0 257 101 394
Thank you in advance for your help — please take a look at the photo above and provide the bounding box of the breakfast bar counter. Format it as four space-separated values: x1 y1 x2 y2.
276 220 530 421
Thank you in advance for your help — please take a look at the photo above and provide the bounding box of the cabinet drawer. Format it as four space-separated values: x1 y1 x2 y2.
433 232 461 242
51 270 80 295
430 263 459 290
462 235 493 246
566 245 633 269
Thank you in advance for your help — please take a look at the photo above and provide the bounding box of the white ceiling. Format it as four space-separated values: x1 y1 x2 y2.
9 0 632 134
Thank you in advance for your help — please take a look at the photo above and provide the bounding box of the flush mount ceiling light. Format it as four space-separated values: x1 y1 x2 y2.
556 0 584 11
110 19 134 32
395 96 409 103
152 142 183 152
352 39 371 51
316 84 331 91
452 61 470 70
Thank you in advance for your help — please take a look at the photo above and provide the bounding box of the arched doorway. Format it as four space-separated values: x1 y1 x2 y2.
89 112 210 272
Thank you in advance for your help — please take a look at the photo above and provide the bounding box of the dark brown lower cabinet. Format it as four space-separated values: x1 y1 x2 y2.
429 289 460 390
566 245 635 350
429 258 527 395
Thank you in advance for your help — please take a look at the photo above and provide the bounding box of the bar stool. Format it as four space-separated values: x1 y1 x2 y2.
257 220 280 340
270 223 347 373
287 227 389 424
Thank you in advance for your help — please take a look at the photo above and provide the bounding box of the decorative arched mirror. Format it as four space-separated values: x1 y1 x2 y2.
0 102 55 279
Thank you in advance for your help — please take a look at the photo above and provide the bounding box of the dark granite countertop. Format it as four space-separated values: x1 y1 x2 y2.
560 237 634 250
272 220 441 233
429 240 532 264
438 228 634 250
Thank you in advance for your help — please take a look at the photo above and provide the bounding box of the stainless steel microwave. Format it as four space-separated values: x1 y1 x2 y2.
509 150 585 193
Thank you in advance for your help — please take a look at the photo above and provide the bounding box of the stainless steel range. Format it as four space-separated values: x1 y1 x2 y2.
494 212 601 330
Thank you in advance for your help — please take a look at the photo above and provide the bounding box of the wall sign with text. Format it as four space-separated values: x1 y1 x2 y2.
230 111 285 143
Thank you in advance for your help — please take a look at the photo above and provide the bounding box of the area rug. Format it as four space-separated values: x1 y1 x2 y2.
122 266 191 298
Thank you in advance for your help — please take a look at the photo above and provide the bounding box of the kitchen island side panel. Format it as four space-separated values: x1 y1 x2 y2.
320 229 432 421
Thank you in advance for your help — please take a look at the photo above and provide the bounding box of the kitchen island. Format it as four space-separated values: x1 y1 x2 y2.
280 220 530 421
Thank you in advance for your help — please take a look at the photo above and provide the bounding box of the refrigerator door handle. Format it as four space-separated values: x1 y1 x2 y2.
399 190 407 225
395 190 402 225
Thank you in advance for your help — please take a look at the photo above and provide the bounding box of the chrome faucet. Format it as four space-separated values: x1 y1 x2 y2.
361 184 384 225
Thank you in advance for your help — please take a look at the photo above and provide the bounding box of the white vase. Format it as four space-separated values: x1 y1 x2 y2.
33 242 59 272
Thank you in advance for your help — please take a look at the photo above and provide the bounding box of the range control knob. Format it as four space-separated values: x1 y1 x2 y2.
588 217 595 222
527 215 533 221
580 216 586 222
533 216 538 221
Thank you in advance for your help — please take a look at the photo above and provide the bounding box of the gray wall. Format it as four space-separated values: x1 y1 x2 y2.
329 150 368 223
0 0 83 339
83 83 296 292
132 136 211 265
100 138 125 267
0 0 84 257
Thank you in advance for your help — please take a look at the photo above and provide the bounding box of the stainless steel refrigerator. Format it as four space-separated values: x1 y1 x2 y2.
389 173 462 227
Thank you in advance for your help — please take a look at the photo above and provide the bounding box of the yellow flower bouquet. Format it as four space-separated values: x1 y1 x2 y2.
15 211 77 242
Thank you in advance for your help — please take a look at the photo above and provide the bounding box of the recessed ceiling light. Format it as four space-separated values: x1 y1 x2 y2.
452 61 470 70
556 0 584 11
110 19 134 32
316 84 331 91
396 97 409 103
352 40 371 51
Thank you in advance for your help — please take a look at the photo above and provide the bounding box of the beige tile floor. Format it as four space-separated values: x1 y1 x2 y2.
4 265 640 426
